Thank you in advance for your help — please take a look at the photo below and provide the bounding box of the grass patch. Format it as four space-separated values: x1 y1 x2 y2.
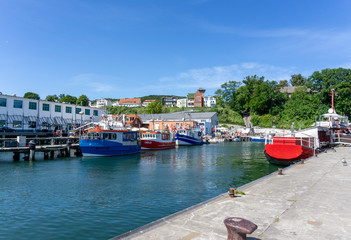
234 190 246 195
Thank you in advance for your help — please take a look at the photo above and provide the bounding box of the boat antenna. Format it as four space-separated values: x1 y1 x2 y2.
331 88 336 113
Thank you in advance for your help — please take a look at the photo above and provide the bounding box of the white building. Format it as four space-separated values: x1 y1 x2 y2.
176 98 187 108
89 98 112 108
0 93 107 131
204 96 216 107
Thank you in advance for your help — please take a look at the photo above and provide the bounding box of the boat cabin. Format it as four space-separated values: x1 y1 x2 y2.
142 132 171 141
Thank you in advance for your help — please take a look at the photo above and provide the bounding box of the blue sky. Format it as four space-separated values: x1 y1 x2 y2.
1 0 351 100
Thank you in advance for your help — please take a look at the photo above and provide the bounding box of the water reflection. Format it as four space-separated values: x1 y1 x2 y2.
0 142 279 240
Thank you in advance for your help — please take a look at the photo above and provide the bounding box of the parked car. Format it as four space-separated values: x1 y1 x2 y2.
0 127 15 132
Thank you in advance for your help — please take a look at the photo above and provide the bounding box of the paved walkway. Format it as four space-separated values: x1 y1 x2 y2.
114 147 351 240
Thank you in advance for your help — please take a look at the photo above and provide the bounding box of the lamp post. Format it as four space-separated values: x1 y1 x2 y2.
79 111 84 137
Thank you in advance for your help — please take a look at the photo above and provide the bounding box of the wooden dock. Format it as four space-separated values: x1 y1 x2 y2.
0 137 82 161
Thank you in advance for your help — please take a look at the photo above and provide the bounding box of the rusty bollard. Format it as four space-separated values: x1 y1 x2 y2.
278 168 283 175
224 217 257 240
229 188 236 198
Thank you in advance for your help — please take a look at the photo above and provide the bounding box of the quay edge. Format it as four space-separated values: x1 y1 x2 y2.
112 146 351 240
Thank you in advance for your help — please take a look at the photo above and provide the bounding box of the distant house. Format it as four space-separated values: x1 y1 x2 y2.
118 98 142 107
142 100 155 107
280 86 313 97
187 88 206 108
89 98 112 108
176 98 187 108
204 95 216 107
194 88 206 107
162 96 177 107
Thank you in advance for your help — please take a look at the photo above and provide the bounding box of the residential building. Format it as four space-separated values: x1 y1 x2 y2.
118 98 142 107
89 98 112 108
176 98 187 108
138 111 219 135
0 93 106 131
204 95 216 107
142 100 156 107
194 88 206 107
162 96 178 107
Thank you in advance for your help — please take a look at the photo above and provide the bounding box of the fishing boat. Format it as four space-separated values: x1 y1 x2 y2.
79 116 141 157
175 129 204 146
251 136 265 142
140 131 175 150
264 89 349 165
264 133 317 166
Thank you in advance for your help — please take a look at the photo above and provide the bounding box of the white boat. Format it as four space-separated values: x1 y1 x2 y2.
175 129 203 146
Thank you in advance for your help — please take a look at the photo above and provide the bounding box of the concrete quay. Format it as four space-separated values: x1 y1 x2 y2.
114 146 351 240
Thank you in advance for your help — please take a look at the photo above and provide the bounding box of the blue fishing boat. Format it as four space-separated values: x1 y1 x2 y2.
175 129 203 146
80 125 140 157
251 136 265 142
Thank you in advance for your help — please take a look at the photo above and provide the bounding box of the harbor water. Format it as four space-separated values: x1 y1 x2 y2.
0 142 278 240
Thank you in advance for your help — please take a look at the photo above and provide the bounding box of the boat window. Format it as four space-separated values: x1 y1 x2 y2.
112 133 116 140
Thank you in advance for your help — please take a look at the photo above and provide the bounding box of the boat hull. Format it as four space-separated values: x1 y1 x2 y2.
175 135 203 146
264 144 314 165
251 137 265 142
141 140 175 150
80 139 140 157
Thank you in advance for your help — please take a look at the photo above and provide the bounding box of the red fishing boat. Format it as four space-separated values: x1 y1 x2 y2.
264 135 317 165
140 131 175 150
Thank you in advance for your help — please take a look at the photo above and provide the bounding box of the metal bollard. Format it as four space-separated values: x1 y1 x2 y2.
278 168 283 175
229 188 236 198
28 140 36 161
224 217 257 240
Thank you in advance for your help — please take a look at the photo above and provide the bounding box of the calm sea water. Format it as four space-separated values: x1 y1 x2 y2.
0 142 278 240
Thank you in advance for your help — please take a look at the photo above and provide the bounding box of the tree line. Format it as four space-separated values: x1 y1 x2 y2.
23 92 90 106
214 68 351 128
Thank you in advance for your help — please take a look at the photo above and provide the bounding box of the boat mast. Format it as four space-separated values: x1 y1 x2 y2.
331 88 336 113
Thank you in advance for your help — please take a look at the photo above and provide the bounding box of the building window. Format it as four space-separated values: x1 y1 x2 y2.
55 105 61 112
42 103 50 111
0 120 5 126
66 106 72 113
29 102 37 110
0 98 6 107
14 100 23 108
13 121 22 128
76 108 82 114
93 110 98 116
85 109 90 115
28 121 36 128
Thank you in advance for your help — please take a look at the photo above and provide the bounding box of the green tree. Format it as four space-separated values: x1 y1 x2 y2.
146 101 163 114
290 74 307 86
278 86 323 128
335 81 351 116
308 68 351 114
60 95 77 104
214 81 240 108
46 94 59 102
278 80 289 87
76 95 89 106
24 92 40 99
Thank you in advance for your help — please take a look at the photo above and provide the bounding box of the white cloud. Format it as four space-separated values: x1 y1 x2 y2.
157 62 295 91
